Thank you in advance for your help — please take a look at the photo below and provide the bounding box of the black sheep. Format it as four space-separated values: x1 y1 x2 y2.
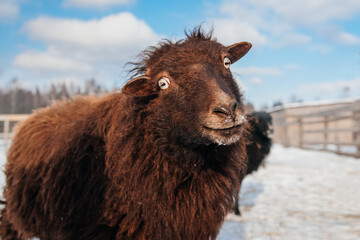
233 111 273 215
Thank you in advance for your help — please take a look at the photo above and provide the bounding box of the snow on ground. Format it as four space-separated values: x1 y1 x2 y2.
218 144 360 240
1 141 359 239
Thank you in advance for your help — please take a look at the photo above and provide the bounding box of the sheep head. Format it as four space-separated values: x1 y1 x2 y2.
122 28 252 147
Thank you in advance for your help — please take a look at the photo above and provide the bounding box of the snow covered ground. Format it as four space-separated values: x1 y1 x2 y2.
218 144 360 240
1 141 359 239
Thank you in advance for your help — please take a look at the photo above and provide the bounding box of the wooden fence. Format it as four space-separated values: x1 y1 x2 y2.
270 100 360 158
0 114 29 151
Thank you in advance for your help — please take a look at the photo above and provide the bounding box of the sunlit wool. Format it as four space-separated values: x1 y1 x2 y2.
0 27 251 240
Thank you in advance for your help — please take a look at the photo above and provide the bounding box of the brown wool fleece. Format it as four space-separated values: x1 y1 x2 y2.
0 27 251 240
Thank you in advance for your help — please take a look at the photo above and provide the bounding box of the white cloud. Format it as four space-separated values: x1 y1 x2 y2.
249 0 360 26
284 64 301 70
210 0 360 48
63 0 134 9
14 51 92 74
300 78 360 94
277 32 312 47
0 0 19 20
250 77 262 85
335 32 360 44
210 1 267 46
233 66 283 77
22 12 161 62
16 12 161 75
318 24 360 45
213 20 267 47
309 44 331 54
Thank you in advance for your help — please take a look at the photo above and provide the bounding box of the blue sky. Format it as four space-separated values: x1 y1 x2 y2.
1 0 360 109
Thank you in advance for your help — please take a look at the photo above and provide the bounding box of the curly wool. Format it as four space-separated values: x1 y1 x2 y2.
0 27 250 240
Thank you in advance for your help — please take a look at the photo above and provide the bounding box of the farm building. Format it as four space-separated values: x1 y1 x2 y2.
270 98 360 158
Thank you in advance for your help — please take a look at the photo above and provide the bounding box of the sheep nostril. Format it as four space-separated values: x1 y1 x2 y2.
232 101 238 113
214 101 239 115
213 106 231 116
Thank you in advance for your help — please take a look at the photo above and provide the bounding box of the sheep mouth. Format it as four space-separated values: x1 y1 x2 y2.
203 125 242 131
202 124 244 145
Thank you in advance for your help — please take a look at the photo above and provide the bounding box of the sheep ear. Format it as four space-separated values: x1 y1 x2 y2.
122 76 158 97
227 42 252 63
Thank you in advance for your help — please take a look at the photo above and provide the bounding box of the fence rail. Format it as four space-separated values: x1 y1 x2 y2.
270 100 360 158
0 114 29 151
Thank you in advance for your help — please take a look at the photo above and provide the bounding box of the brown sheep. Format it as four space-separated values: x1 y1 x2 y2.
0 27 252 240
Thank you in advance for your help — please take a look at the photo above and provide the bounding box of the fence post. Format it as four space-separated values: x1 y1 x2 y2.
4 118 9 151
299 118 303 148
334 119 340 153
353 109 360 157
324 116 329 151
283 111 290 147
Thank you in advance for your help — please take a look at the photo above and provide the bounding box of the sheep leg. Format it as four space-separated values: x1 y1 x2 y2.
232 194 241 216
232 180 243 216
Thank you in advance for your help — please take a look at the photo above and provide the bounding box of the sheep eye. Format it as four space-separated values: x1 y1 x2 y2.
224 57 231 69
158 77 170 90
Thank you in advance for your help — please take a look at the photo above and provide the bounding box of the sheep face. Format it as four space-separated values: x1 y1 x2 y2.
122 34 252 147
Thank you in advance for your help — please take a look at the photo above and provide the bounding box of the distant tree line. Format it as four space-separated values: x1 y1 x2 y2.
0 78 107 114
